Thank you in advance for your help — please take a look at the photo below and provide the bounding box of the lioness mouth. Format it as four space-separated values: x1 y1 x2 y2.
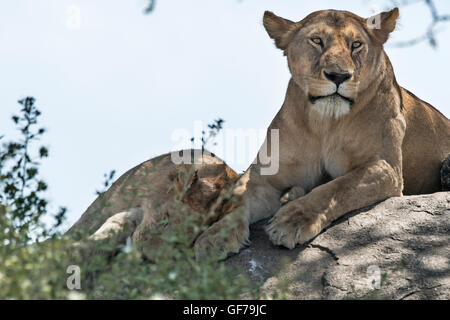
309 93 355 105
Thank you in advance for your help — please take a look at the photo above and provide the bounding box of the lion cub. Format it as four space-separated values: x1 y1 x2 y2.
68 150 239 260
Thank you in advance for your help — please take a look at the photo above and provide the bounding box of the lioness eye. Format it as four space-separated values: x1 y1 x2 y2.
311 37 324 47
352 41 362 50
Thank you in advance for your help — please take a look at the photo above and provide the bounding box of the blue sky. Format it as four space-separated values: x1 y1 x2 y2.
1 0 449 229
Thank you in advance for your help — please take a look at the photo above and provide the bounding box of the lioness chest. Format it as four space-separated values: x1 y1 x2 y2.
279 116 381 192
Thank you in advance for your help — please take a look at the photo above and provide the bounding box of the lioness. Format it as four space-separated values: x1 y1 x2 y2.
194 8 450 257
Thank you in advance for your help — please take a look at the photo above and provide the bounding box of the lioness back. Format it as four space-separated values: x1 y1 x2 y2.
401 88 450 194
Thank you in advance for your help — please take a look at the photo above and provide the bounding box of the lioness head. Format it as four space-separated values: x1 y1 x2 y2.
263 8 399 118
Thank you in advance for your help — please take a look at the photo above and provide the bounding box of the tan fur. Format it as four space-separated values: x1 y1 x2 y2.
195 8 450 256
68 150 239 259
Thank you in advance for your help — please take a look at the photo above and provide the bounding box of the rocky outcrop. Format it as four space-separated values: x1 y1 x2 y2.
226 192 450 300
442 154 450 191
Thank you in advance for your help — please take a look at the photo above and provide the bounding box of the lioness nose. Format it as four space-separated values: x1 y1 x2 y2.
324 71 352 86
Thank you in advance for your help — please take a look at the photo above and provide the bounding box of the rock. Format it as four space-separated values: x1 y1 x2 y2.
226 192 450 300
442 154 450 191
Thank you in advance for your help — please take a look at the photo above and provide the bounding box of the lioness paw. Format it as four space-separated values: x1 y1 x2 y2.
265 202 326 249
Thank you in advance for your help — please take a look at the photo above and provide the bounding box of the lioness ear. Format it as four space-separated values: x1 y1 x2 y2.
263 11 296 50
368 8 399 44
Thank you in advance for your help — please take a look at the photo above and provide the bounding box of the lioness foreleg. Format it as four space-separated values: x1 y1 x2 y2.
266 159 403 249
194 168 282 260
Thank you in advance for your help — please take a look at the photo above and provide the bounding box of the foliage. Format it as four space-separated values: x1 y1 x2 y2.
0 98 258 299
0 97 69 299
190 118 225 152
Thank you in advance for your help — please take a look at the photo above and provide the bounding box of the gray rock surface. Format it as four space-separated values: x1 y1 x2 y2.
226 192 450 300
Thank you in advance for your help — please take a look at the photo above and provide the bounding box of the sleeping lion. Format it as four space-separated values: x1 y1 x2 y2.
194 8 450 258
68 150 240 260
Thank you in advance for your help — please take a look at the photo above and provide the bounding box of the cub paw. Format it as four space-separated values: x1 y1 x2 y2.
280 186 306 204
194 217 249 261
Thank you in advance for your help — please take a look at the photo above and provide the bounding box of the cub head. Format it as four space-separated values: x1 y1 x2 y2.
263 8 399 118
170 163 239 213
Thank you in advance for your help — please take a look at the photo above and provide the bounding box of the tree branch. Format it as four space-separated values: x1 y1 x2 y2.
389 0 450 48
144 0 156 14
